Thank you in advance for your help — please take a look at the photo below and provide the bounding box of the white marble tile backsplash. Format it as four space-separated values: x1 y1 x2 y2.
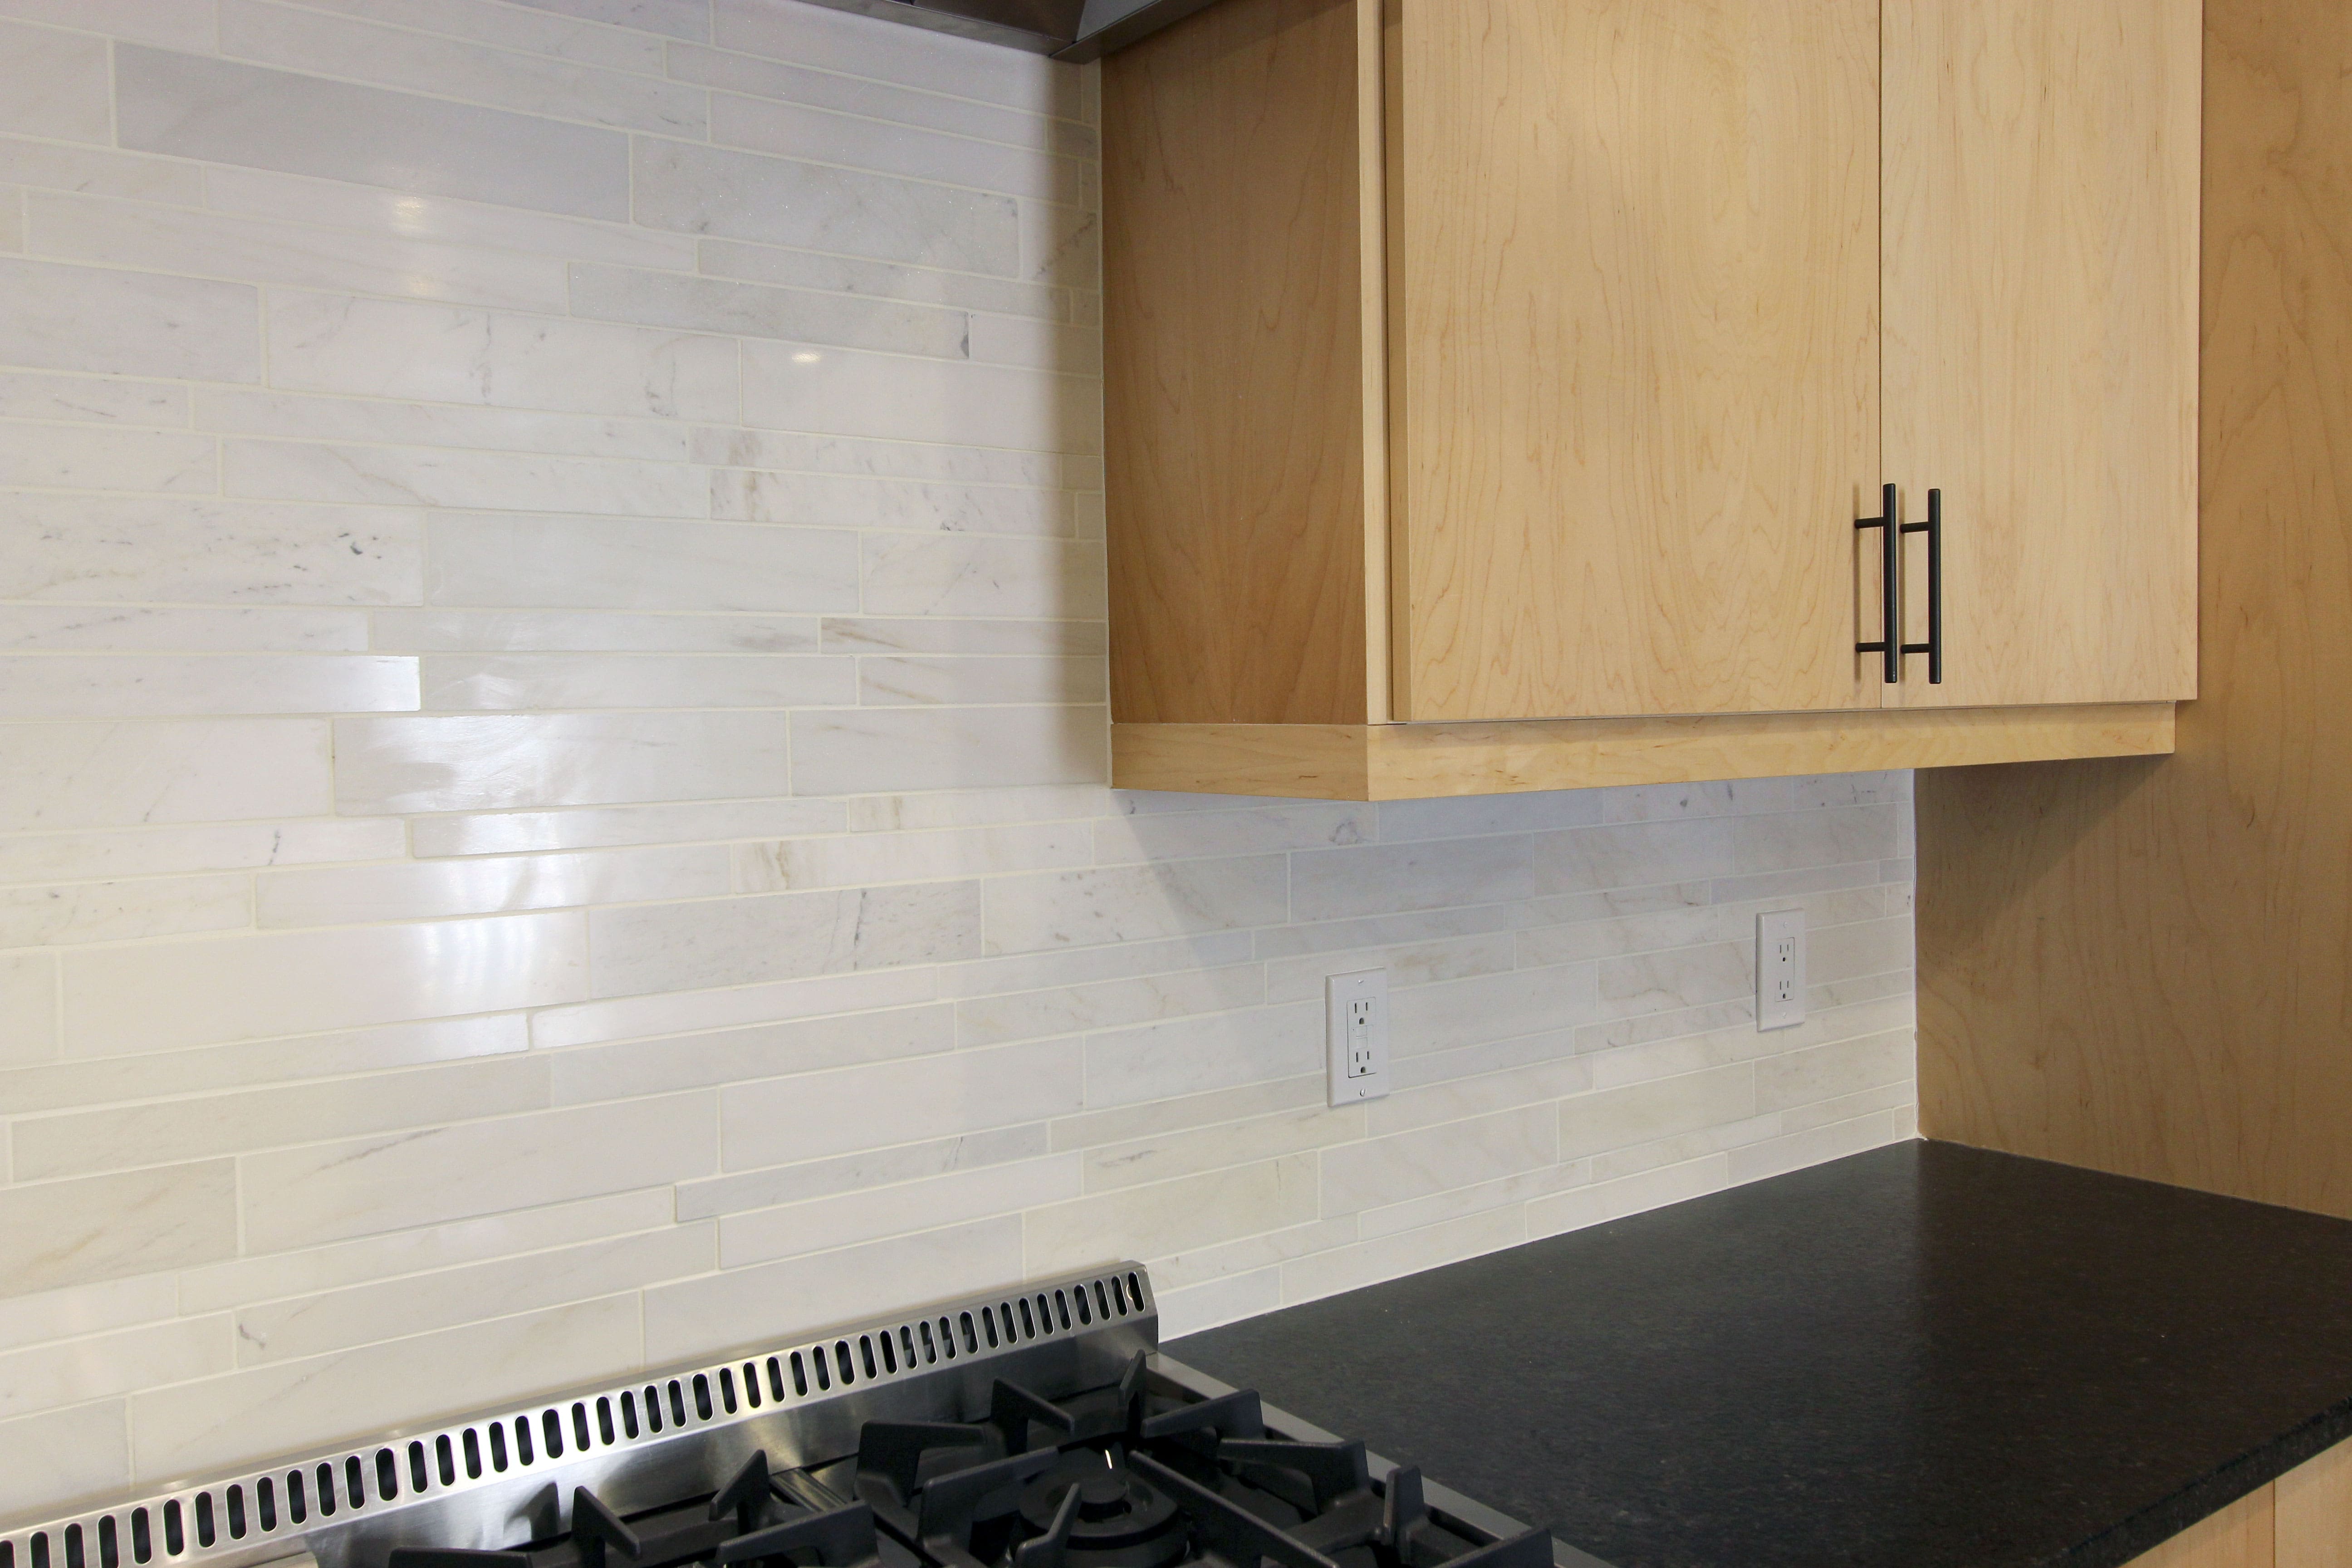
0 0 1916 1524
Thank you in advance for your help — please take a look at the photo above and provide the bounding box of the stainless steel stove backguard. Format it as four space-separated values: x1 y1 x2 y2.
1 1267 1156 1568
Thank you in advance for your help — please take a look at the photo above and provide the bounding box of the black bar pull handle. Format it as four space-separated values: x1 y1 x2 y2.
1855 482 1898 684
1900 488 1943 684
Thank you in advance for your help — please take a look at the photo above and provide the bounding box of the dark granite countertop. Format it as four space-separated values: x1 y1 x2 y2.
1164 1140 2352 1568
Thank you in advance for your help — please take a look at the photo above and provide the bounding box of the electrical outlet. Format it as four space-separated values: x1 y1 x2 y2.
1757 909 1807 1031
1325 969 1391 1105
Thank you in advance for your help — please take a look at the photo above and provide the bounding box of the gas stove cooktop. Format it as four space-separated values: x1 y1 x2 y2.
0 1265 1610 1568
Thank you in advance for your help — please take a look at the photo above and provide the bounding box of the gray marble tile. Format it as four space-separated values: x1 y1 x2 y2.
424 514 857 613
568 263 970 357
0 258 260 383
0 20 109 142
588 880 980 997
0 496 422 607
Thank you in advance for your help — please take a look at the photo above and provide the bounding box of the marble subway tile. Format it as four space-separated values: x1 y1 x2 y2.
0 371 188 428
281 0 669 73
409 798 844 858
1096 804 1372 865
202 392 691 462
61 912 587 1054
696 238 1065 323
0 20 108 143
226 440 708 518
943 929 1253 1004
668 44 1079 157
588 880 979 997
791 707 1107 797
0 136 201 206
719 1155 1077 1268
0 497 424 607
0 872 250 950
860 536 1106 617
0 719 332 832
0 607 371 657
1724 1107 1910 1186
1016 199 1098 289
333 712 794 813
0 422 216 495
1291 818 1739 922
29 192 573 314
424 515 857 613
851 782 1110 834
1153 1269 1280 1338
965 315 1100 376
692 426 1070 489
0 655 418 718
547 1001 952 1104
983 857 1287 956
218 0 707 135
673 1123 1048 1223
713 470 1078 535
0 1162 238 1298
720 1039 1080 1170
1278 1205 1525 1309
1081 1003 1322 1110
633 137 1018 275
858 655 1104 707
1753 1028 1916 1115
1261 931 1518 1007
0 817 401 887
116 47 631 220
570 265 970 357
374 609 818 655
532 963 936 1052
1079 1103 1362 1196
1025 1156 1318 1279
641 1216 1019 1368
0 951 59 1065
709 93 1085 206
1526 1156 1730 1242
268 291 736 420
0 1400 130 1519
744 340 1097 452
1557 1063 1757 1160
0 0 216 49
256 845 729 926
0 1315 233 1423
1319 1106 1555 1216
421 652 854 711
710 0 1078 121
732 822 1088 893
0 258 260 383
128 1295 641 1484
241 1091 715 1251
513 0 709 43
825 618 1103 658
955 963 1264 1049
1376 789 1605 843
1731 805 1902 874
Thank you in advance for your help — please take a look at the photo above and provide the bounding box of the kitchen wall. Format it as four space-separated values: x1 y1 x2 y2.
0 0 1916 1521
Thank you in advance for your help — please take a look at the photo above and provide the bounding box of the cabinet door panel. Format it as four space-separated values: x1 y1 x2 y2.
1883 0 2200 708
1389 0 1882 723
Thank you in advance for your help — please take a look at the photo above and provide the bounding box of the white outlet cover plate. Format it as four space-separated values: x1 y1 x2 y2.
1757 908 1808 1031
1325 968 1391 1105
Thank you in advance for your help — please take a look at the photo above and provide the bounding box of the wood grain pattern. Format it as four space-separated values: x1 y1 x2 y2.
1112 704 2174 801
2278 1439 2352 1568
1387 0 1882 723
2129 1486 2278 1568
1883 0 2201 708
1101 0 1381 725
1917 0 2352 1213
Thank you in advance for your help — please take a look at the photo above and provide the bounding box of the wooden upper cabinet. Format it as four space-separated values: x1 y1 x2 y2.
1389 0 1883 723
1882 0 2201 709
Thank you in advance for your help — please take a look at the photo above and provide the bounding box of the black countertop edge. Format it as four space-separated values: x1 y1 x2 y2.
2068 1400 2352 1568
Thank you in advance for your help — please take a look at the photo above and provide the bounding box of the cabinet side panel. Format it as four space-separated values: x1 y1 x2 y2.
2122 1486 2275 1568
1918 0 2352 1216
2278 1440 2352 1568
1102 0 1374 725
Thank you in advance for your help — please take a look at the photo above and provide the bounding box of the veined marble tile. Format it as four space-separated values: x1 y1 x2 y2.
1319 1106 1556 1217
226 440 708 518
0 189 25 254
0 950 57 1065
0 1015 525 1114
696 238 1066 323
510 0 708 43
1026 1156 1317 1279
641 1215 1020 1368
1375 789 1605 843
570 265 969 358
201 392 691 462
692 426 1069 489
334 711 794 813
0 20 108 143
410 798 843 859
268 291 736 420
1595 942 1752 1021
792 707 1107 797
720 1039 1080 1170
1723 1107 1909 1186
1290 818 1740 922
1556 1063 1757 1161
587 879 979 997
966 315 1099 376
127 1295 641 1484
674 1123 1049 1222
0 422 217 494
426 515 856 614
1525 1155 1730 1243
1362 1054 1596 1138
982 856 1286 957
1514 885 1886 967
256 844 729 926
29 192 573 314
0 136 200 206
710 0 1078 121
1078 1101 1360 1196
713 470 1077 536
0 872 249 950
1754 1028 1915 1116
0 1400 130 1521
0 816 399 887
861 535 1105 617
858 655 1104 707
1387 965 1598 1058
0 1315 232 1424
730 821 1089 893
941 928 1253 1003
826 619 1104 658
203 167 696 271
743 339 1097 452
116 47 631 220
283 0 669 74
1260 930 1517 1006
0 258 259 383
1731 804 1901 874
12 1056 551 1181
240 1090 714 1250
1016 199 1098 290
0 496 423 606
0 655 418 718
1809 912 1916 985
720 1153 1077 1268
533 964 936 1054
849 783 1111 834
1081 1002 1322 1110
546 1000 951 1104
1152 1269 1281 1338
954 961 1263 1049
1094 804 1370 866
634 140 1017 275
421 652 853 711
61 911 587 1054
710 93 1085 207
0 719 332 832
0 1162 237 1298
375 609 818 655
231 1225 711 1367
0 0 216 49
218 0 706 136
669 45 1082 157
0 371 187 428
1278 1205 1526 1310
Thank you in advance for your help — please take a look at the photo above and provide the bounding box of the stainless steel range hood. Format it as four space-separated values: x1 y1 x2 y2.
795 0 1218 61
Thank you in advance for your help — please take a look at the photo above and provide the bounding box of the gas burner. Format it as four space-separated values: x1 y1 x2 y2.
1014 1454 1184 1568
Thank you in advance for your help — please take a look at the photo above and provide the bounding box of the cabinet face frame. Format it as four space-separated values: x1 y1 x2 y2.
1383 0 1886 724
